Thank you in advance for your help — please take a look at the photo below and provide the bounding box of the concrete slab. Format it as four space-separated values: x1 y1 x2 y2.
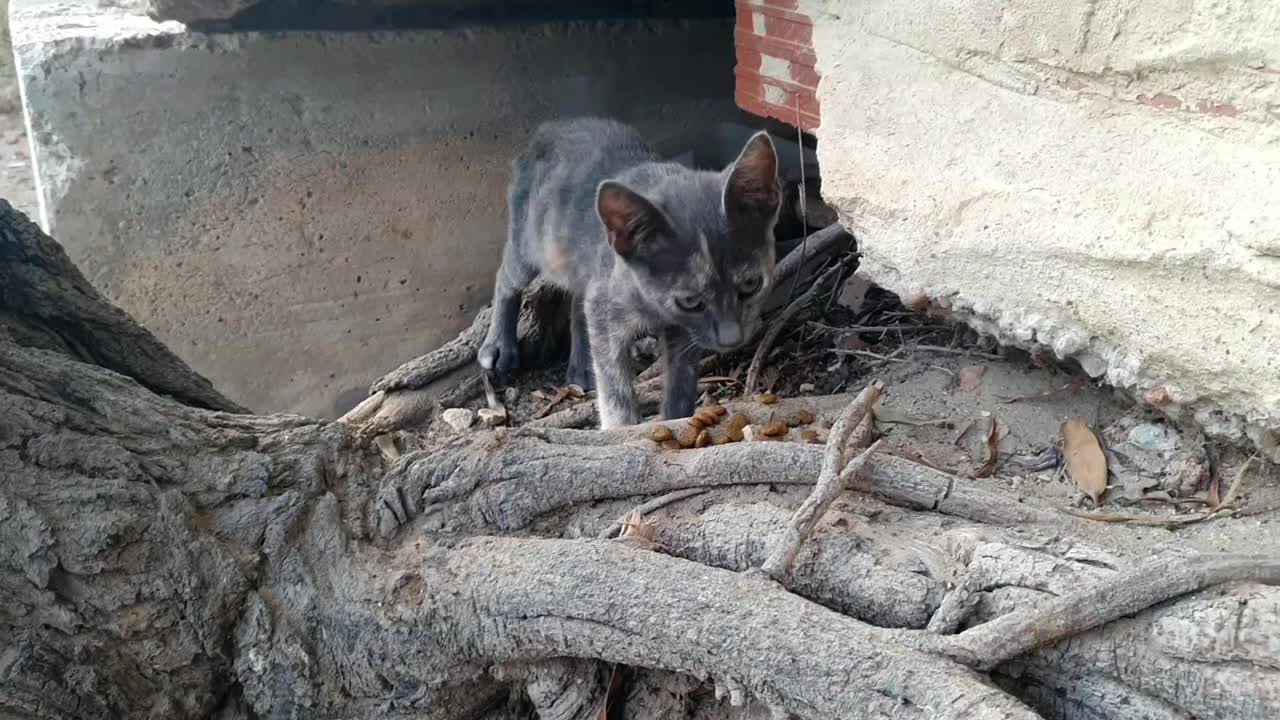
11 0 747 417
796 0 1280 460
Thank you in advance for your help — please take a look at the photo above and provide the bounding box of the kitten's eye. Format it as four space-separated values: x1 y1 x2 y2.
675 295 705 312
738 275 763 296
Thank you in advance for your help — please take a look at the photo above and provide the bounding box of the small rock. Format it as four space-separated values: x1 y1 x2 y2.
503 387 520 405
1127 423 1179 453
440 408 475 432
799 382 815 394
477 408 507 428
839 275 873 312
957 365 987 392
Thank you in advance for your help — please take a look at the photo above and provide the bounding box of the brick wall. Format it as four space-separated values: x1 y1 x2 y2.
733 0 820 131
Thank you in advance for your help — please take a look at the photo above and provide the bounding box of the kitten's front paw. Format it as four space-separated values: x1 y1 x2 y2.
565 361 595 391
478 335 520 374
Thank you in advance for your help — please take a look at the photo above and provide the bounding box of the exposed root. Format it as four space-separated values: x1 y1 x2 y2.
759 381 884 581
931 552 1280 671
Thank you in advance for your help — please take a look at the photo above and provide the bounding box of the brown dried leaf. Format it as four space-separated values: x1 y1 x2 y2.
660 439 682 451
1062 417 1108 503
1206 472 1222 510
757 392 780 405
974 416 1001 478
796 409 815 425
800 430 820 444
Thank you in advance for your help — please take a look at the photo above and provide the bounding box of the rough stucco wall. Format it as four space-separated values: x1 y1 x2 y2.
11 0 744 417
799 0 1280 460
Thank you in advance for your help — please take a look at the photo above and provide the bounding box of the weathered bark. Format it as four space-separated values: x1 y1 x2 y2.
2 203 1278 720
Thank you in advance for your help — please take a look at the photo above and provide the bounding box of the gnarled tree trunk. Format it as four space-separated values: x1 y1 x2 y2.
1 201 1277 720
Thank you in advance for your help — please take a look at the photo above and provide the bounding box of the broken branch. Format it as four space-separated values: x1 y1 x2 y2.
745 259 850 395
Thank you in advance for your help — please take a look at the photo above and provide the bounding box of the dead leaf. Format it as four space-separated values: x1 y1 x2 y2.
1206 472 1222 510
974 416 1001 478
1062 417 1108 504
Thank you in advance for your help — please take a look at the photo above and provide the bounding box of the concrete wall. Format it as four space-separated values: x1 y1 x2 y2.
753 0 1279 459
12 0 746 417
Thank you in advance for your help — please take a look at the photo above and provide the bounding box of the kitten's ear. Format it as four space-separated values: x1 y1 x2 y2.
596 181 671 257
724 131 781 219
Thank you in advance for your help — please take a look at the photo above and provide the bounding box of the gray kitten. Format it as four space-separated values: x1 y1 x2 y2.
478 118 781 429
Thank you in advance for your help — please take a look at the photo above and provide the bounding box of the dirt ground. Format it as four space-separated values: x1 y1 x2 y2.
0 110 38 218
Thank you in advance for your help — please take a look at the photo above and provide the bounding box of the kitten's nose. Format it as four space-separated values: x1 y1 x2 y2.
717 321 744 348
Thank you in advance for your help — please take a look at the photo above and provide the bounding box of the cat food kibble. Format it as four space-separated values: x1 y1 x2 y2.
762 419 788 437
694 429 712 448
724 413 750 441
661 439 683 451
676 424 700 448
652 425 674 442
757 392 779 405
796 409 815 425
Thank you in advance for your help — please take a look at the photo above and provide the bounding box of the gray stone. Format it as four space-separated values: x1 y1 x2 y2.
11 0 747 418
440 407 474 432
477 407 506 428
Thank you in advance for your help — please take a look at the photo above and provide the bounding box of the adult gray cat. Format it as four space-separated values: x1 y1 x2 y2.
478 118 781 429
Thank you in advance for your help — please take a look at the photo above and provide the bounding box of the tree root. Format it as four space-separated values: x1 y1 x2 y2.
760 381 883 581
921 552 1280 671
398 537 1044 719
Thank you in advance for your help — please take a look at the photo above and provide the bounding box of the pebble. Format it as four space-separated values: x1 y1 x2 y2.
477 408 508 428
440 408 475 432
799 383 815 393
1127 423 1179 452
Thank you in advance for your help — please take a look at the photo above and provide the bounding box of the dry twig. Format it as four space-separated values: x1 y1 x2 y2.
598 488 709 539
745 259 850 395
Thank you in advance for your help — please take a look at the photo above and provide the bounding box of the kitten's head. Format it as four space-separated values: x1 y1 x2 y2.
596 131 781 352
